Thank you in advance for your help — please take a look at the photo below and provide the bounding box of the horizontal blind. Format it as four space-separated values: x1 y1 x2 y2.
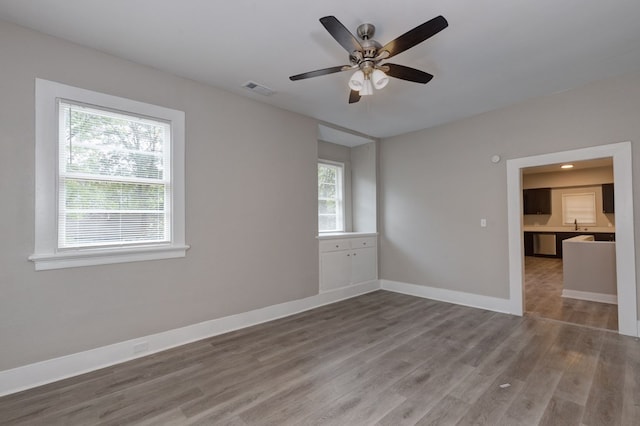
562 192 596 225
58 100 171 249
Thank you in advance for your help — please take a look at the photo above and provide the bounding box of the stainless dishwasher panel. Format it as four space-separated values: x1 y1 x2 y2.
533 233 556 255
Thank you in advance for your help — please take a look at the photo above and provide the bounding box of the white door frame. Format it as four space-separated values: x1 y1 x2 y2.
506 142 638 337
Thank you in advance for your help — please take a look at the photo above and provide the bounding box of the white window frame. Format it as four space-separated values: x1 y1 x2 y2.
318 160 345 233
562 192 597 225
30 79 188 270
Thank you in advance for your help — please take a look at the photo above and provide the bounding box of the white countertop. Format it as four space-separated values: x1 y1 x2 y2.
317 232 378 240
523 226 615 233
563 235 595 242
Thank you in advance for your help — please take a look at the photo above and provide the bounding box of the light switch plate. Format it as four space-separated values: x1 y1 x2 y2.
480 218 487 227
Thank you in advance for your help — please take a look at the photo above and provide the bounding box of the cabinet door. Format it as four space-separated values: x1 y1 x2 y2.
602 183 615 213
320 251 352 291
351 247 377 284
523 232 534 256
523 188 551 214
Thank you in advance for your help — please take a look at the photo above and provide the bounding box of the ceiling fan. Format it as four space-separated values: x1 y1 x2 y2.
289 15 448 104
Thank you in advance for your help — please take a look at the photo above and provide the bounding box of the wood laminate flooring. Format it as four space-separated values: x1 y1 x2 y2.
2 290 639 425
524 256 618 331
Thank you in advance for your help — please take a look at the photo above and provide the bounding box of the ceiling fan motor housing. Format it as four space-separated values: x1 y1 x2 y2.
356 23 382 60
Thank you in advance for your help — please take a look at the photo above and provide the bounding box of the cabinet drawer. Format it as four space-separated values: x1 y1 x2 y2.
319 239 350 252
350 237 377 249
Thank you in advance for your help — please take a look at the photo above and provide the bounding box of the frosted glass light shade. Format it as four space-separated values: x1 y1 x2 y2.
348 70 365 91
372 69 389 89
360 79 374 96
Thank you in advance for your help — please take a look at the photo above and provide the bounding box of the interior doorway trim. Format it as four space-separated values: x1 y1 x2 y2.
506 142 637 337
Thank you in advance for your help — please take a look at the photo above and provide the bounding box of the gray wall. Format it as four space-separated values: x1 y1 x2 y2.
523 166 613 189
317 140 351 163
379 70 640 313
0 21 319 371
351 142 377 233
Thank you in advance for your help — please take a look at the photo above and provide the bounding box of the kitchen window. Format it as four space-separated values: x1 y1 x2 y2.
318 161 345 232
562 192 597 225
30 79 188 270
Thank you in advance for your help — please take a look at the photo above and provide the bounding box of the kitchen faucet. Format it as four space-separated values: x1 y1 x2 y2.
574 218 578 231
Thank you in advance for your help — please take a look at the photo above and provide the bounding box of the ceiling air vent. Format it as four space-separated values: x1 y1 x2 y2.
241 81 275 96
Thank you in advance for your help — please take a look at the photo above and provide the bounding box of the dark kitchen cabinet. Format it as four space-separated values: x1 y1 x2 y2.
523 188 551 215
594 233 615 242
524 231 615 258
602 183 615 213
523 232 534 256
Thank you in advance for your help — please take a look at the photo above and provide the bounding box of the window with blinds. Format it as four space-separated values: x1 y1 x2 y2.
562 192 597 225
32 79 186 270
58 101 171 249
318 161 345 232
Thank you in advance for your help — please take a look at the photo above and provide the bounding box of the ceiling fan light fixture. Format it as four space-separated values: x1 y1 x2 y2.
372 69 389 89
360 78 374 96
348 70 365 91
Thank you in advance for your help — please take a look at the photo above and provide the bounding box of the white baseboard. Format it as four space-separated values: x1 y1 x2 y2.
380 279 513 314
561 289 617 305
0 281 379 397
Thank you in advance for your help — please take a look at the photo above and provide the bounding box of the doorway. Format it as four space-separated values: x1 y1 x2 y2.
522 159 617 330
506 142 637 337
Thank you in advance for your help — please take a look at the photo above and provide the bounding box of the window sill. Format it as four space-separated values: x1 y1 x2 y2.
28 244 190 271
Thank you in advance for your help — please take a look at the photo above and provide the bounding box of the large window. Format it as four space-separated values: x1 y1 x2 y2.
58 101 171 248
318 161 345 232
31 79 187 270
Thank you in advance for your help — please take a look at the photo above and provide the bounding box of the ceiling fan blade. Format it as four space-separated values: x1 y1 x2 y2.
379 15 448 59
289 65 350 81
348 89 361 104
384 63 434 84
320 16 363 54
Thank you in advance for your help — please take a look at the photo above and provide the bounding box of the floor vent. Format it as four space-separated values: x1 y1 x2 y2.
241 81 275 96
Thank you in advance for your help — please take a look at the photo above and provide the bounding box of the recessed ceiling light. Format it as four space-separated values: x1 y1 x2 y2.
561 164 574 169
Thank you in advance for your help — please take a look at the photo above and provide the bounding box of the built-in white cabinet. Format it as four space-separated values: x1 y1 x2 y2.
318 235 378 292
351 246 377 284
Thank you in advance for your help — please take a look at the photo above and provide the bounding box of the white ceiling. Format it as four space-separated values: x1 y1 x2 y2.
2 1 640 139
